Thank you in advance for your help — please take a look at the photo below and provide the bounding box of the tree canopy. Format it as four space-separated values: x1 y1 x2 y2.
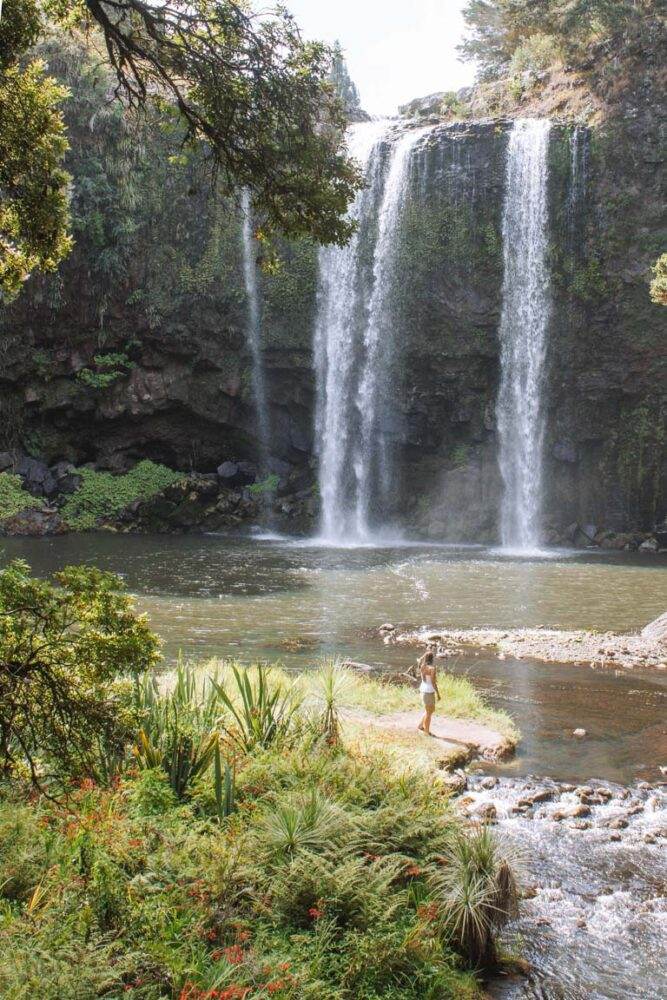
0 0 362 301
459 0 660 79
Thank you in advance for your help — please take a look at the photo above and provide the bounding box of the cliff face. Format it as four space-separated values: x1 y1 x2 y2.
0 37 664 540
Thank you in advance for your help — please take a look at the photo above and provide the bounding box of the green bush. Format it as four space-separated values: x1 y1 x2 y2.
0 472 44 519
0 560 160 788
61 459 182 530
247 472 280 496
509 33 562 75
0 656 519 998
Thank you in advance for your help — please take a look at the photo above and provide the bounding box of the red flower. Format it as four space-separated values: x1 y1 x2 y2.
308 907 324 920
266 980 285 994
417 902 439 922
222 944 244 965
235 929 251 943
278 962 290 972
405 864 421 877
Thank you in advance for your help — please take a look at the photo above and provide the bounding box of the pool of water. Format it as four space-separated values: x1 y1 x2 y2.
2 532 665 785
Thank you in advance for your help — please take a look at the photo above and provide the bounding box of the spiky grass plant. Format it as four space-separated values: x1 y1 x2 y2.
312 659 355 745
210 663 301 753
253 790 348 861
430 825 520 969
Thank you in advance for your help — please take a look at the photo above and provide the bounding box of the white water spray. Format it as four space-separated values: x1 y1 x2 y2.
496 119 553 552
314 122 428 544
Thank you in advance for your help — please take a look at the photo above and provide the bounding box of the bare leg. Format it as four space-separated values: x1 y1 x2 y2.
423 708 434 736
418 713 426 731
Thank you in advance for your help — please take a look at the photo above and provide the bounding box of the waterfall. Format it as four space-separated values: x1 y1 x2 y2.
241 189 270 465
314 122 428 543
496 119 553 552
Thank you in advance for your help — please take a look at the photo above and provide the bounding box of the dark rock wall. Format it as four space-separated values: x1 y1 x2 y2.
0 37 664 539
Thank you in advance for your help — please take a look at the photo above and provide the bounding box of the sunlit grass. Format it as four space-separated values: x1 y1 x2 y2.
173 656 518 744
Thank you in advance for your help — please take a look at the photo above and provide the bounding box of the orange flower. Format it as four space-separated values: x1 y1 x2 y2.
266 980 285 994
405 864 421 877
222 944 244 965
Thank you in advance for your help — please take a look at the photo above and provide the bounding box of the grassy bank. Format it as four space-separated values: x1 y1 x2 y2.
0 662 520 999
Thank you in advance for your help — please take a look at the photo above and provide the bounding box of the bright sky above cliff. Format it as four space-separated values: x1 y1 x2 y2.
286 0 476 116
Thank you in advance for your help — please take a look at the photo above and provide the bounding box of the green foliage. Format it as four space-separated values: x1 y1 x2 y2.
61 459 182 530
571 255 608 302
459 0 657 79
211 663 301 753
133 664 225 800
0 472 44 520
650 253 667 306
329 41 363 118
76 351 135 389
508 32 563 74
0 654 518 996
0 560 160 788
0 0 72 300
451 443 471 468
247 472 280 496
431 825 519 968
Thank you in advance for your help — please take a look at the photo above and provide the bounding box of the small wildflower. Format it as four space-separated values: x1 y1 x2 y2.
405 864 421 877
222 944 244 965
308 906 324 920
267 980 285 994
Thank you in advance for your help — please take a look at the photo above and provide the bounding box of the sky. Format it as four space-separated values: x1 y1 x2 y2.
285 0 477 116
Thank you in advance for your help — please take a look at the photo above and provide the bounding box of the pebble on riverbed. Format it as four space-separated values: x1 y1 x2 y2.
572 728 587 737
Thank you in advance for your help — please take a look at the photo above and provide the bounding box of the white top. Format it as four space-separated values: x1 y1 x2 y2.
419 676 435 694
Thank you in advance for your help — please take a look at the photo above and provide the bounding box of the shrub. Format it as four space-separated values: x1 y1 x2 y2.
0 472 44 519
61 459 182 530
509 33 562 75
0 560 160 788
430 825 520 968
247 473 280 495
133 665 226 800
211 663 301 753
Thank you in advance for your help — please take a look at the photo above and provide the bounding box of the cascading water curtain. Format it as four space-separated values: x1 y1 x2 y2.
496 118 553 552
314 123 430 544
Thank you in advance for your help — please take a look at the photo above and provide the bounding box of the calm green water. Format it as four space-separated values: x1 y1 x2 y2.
2 532 666 784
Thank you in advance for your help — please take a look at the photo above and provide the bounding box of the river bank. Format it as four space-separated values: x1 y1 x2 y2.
390 619 667 672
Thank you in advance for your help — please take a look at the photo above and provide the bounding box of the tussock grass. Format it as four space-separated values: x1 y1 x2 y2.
181 658 518 744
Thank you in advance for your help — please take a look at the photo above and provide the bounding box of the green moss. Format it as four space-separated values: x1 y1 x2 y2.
0 473 45 520
61 460 183 530
247 473 280 495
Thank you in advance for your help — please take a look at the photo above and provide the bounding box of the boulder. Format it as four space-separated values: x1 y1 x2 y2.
0 507 67 536
15 457 57 497
641 612 667 644
0 451 13 471
471 801 497 823
639 537 659 553
216 460 256 488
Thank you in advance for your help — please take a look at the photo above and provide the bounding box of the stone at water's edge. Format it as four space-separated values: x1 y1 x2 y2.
394 623 667 671
641 611 667 645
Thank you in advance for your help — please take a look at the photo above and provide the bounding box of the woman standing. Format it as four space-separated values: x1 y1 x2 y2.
417 649 440 735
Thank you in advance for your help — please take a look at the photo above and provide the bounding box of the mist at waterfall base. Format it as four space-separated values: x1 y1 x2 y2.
311 117 559 553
